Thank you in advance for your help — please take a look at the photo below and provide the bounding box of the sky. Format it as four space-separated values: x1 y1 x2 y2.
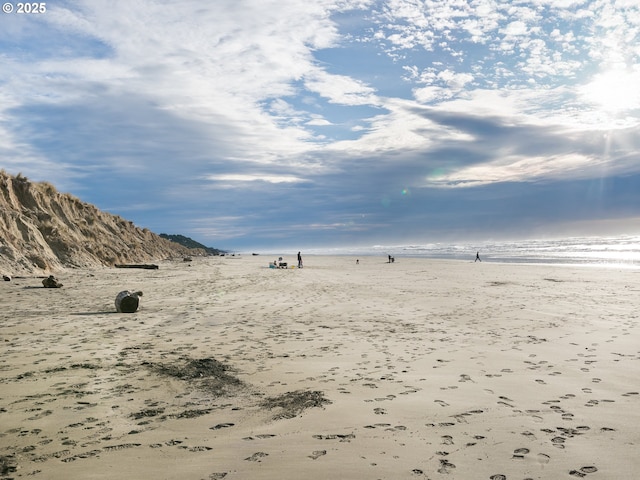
1 0 639 252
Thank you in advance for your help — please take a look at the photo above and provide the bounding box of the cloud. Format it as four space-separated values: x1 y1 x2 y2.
425 153 608 188
1 0 639 249
304 68 378 106
578 67 640 113
207 174 309 184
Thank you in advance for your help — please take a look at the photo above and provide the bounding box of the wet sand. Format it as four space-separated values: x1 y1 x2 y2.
1 255 639 479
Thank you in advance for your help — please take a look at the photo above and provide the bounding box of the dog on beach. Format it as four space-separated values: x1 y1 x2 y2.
115 290 143 313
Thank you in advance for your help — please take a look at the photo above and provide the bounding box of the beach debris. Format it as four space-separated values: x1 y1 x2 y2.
115 290 143 313
260 390 332 420
166 408 213 419
130 408 165 420
2 274 10 281
145 357 244 397
42 275 63 288
0 455 17 476
115 263 159 269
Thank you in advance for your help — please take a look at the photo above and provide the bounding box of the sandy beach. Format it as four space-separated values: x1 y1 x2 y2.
1 255 639 479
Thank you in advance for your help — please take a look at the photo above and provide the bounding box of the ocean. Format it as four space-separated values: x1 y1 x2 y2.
302 235 640 267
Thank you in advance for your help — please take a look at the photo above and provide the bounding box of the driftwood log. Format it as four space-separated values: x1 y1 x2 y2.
115 290 143 313
115 264 159 270
42 275 63 288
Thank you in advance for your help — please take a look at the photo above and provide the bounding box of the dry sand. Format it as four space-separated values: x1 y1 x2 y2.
1 255 639 479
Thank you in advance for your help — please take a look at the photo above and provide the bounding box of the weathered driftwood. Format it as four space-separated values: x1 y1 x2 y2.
115 290 143 313
42 275 63 288
115 264 159 270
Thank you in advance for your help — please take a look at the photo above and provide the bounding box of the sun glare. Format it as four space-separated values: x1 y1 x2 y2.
580 69 640 113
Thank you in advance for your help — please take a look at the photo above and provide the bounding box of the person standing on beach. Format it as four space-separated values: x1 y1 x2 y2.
297 251 303 268
475 251 481 262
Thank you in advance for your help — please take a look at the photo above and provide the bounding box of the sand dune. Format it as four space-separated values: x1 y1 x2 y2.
1 256 638 479
0 171 202 275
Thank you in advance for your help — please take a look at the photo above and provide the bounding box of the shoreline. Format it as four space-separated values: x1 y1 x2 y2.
250 234 640 267
239 252 640 271
1 256 639 479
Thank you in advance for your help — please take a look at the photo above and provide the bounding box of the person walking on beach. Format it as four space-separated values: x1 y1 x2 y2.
475 251 481 262
297 251 303 268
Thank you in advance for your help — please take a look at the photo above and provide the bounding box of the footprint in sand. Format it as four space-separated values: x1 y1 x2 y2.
538 453 551 465
437 459 456 474
308 450 326 460
512 447 530 459
312 433 356 442
189 446 213 452
210 423 234 430
102 443 141 452
439 422 456 427
392 425 407 431
569 466 598 477
244 452 268 462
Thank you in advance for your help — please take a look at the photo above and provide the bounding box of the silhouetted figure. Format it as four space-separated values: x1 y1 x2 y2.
297 251 303 268
475 251 481 262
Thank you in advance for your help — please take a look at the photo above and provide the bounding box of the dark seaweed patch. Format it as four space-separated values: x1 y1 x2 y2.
260 390 332 420
0 455 17 475
145 357 244 397
130 408 165 420
164 408 213 419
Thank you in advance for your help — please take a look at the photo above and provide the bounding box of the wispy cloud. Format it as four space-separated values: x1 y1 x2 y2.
208 174 309 184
